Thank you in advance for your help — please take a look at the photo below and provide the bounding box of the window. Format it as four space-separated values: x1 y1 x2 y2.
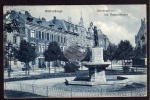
36 31 38 38
42 32 44 39
47 33 49 40
138 42 140 47
13 36 16 43
54 35 56 40
30 30 35 38
52 34 53 41
39 31 41 39
39 44 41 52
41 44 44 52
58 36 60 42
64 37 66 43
39 44 44 52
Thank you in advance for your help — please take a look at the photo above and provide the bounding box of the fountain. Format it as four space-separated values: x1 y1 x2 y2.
65 25 132 86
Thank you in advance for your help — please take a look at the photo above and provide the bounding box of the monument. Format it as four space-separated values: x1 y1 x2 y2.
66 25 132 86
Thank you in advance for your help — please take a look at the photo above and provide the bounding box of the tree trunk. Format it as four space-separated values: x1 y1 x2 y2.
55 60 57 73
111 61 112 70
28 69 30 75
25 63 27 76
25 62 30 76
49 61 50 73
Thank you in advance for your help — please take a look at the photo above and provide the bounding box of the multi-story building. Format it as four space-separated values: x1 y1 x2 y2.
135 18 147 48
4 10 109 69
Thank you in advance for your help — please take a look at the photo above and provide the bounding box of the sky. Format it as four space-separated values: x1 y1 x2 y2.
4 5 146 47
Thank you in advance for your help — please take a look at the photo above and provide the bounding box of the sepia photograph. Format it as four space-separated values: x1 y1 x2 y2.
3 5 147 98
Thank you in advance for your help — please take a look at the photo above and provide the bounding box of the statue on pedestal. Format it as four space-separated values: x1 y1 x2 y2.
93 26 99 47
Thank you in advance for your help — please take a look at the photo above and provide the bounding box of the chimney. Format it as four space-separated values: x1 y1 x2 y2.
53 16 56 24
25 11 30 16
11 10 16 14
141 19 143 25
143 18 145 23
42 17 46 21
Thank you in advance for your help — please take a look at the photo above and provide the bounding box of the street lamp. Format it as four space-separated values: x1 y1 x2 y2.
6 42 13 77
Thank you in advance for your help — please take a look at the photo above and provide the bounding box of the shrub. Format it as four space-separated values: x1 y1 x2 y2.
122 66 130 73
131 68 135 72
64 61 80 73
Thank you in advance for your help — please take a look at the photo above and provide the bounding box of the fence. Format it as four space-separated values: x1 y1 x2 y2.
4 82 147 97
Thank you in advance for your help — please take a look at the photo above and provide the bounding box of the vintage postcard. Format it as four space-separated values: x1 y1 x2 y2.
3 5 147 98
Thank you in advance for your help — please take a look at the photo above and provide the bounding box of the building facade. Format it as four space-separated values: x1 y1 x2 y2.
135 18 147 48
4 10 109 69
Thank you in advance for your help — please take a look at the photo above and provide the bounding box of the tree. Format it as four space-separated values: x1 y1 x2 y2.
43 41 61 73
142 44 146 58
64 61 80 73
133 45 146 71
14 40 37 75
103 43 117 69
114 40 133 67
133 46 144 58
4 10 24 33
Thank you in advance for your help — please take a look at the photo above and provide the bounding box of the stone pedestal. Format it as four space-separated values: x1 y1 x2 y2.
91 47 104 63
67 47 111 85
89 68 106 83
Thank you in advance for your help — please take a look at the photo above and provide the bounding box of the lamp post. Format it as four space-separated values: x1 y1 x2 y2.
6 42 13 77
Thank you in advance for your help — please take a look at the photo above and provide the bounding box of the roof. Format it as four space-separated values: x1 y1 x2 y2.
8 10 87 34
7 10 109 40
48 18 87 34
